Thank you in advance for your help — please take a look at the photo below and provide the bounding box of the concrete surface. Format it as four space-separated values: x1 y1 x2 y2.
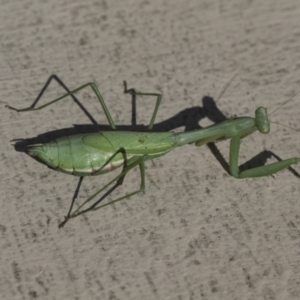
1 0 300 299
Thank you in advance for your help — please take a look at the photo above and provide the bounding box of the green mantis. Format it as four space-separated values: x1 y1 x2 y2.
6 80 300 227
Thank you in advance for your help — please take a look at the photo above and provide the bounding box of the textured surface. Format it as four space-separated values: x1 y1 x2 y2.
1 1 300 299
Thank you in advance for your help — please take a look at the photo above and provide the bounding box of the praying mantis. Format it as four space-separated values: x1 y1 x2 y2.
6 80 300 227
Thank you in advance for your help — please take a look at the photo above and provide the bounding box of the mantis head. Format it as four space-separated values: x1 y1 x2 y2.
255 107 270 134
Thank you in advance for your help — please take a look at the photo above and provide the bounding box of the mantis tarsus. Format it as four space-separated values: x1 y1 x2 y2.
6 81 300 227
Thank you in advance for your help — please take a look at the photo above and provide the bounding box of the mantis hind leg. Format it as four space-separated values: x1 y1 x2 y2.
123 81 162 131
229 135 300 178
59 155 147 228
6 82 117 130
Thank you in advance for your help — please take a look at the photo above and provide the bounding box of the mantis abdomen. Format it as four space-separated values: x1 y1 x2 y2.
28 131 178 176
28 134 120 176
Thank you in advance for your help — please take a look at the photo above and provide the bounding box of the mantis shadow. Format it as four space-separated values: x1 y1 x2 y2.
11 75 300 225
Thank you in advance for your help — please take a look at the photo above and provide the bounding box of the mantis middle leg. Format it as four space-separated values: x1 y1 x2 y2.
124 81 162 131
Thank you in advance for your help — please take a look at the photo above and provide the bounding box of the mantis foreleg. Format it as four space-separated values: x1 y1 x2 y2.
229 135 300 178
